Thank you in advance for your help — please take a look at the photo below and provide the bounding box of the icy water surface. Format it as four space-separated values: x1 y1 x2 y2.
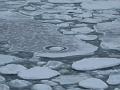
0 0 120 90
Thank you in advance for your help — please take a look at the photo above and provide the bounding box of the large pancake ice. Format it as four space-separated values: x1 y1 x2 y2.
0 19 97 58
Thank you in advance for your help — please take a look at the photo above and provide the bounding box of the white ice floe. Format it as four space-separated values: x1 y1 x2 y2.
31 84 52 90
41 80 58 86
0 64 27 74
34 40 98 58
52 74 90 85
72 58 120 71
44 61 64 69
0 11 31 20
67 88 82 90
95 20 120 33
74 12 92 18
95 20 120 50
42 14 73 20
79 78 108 89
114 88 120 90
82 0 120 10
71 27 94 34
92 69 120 76
0 84 9 90
107 72 120 85
9 79 32 88
0 75 5 83
82 18 103 23
18 67 60 80
100 36 120 50
48 0 90 3
26 0 41 3
0 54 17 65
57 22 70 28
23 6 36 11
75 35 97 40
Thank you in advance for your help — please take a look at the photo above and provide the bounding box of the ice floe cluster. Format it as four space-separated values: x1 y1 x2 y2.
0 0 120 90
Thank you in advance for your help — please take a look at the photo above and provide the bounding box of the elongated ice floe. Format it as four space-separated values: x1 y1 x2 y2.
82 0 120 10
48 0 90 3
79 78 108 89
72 58 120 71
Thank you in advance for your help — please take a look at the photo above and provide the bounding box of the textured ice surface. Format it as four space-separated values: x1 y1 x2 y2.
0 19 97 58
0 0 120 90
